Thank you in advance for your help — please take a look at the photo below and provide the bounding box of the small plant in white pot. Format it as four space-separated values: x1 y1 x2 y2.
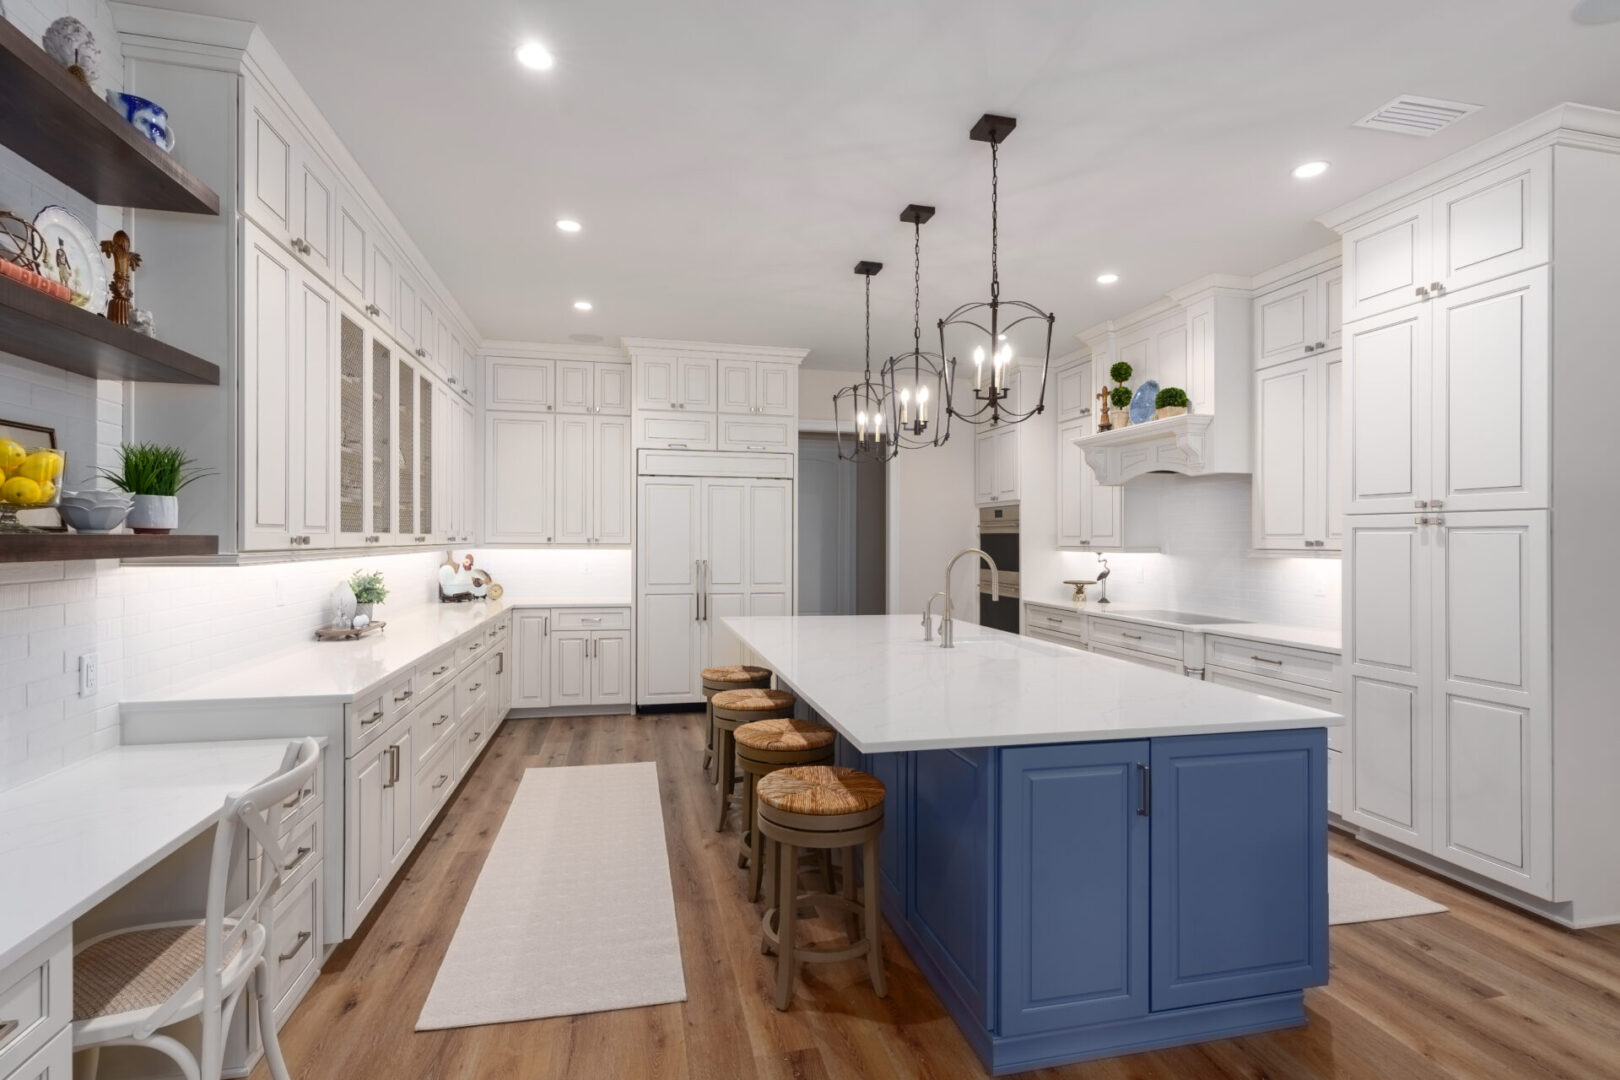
97 443 213 534
348 569 388 620
1154 386 1190 419
1108 385 1133 429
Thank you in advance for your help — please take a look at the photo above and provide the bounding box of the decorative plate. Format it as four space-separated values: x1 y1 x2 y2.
1129 380 1160 425
33 206 106 310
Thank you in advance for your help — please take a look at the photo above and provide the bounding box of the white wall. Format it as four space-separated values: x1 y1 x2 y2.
885 427 978 617
797 368 851 424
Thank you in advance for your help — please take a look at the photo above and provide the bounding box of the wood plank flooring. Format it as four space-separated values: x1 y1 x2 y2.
254 714 1620 1080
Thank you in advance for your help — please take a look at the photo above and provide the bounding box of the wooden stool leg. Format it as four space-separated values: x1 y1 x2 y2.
819 849 835 896
713 727 733 832
738 773 755 869
842 845 861 943
762 838 779 955
863 836 886 998
702 698 714 776
749 808 767 902
774 840 798 1010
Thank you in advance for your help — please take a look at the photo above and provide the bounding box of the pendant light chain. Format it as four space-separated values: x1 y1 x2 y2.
912 220 922 352
989 139 1000 303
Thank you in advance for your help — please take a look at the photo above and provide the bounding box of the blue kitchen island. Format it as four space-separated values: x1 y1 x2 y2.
723 615 1338 1075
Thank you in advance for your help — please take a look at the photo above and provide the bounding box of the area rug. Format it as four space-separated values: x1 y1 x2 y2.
416 762 687 1029
1329 855 1448 925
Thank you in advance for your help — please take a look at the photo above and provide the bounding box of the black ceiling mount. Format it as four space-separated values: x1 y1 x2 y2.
969 113 1017 144
854 260 883 276
899 204 936 225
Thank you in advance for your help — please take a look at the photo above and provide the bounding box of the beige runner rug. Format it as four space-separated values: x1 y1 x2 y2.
1329 855 1447 925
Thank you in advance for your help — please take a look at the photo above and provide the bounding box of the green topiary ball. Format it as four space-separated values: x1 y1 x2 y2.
1109 361 1133 385
1109 386 1133 408
1155 386 1190 408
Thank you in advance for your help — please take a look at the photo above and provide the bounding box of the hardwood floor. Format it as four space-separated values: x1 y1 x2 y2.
254 713 1620 1080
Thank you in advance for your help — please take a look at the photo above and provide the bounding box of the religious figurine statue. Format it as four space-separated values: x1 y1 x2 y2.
100 230 141 326
1094 388 1113 431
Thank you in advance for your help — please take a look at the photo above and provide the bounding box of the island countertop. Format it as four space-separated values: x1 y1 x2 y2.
722 614 1341 753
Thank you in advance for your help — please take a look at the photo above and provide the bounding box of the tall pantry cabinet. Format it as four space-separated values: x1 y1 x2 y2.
1325 108 1620 926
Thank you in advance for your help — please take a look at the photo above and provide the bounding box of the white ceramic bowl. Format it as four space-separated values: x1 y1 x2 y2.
58 497 131 533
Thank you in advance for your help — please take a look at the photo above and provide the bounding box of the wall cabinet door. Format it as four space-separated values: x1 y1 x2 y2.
678 357 717 409
1345 306 1429 514
1319 266 1344 353
1343 202 1431 323
1322 351 1345 549
1430 268 1549 512
636 355 678 410
554 415 593 544
1149 730 1327 1010
974 427 1019 506
1430 152 1549 296
511 611 551 707
487 357 554 412
755 361 797 416
998 741 1149 1035
395 356 421 541
240 225 297 551
556 361 595 414
484 413 554 543
718 359 755 414
1058 419 1087 548
637 478 702 704
550 631 591 709
1255 277 1316 368
594 416 632 544
418 294 440 376
595 363 632 415
291 145 334 278
1054 361 1091 422
243 79 294 241
1253 359 1317 551
973 434 995 505
394 272 420 353
337 305 369 546
590 630 633 705
334 192 369 305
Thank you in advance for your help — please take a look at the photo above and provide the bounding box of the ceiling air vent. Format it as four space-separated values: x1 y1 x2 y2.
1353 95 1481 136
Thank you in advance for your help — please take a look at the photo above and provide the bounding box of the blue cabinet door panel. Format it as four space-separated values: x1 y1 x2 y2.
999 742 1150 1036
909 746 995 1027
862 750 909 902
1149 729 1328 1011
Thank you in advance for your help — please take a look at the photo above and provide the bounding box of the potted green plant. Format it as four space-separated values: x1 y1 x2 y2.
1109 360 1133 390
348 569 389 620
97 442 213 534
1154 386 1190 419
1109 385 1134 429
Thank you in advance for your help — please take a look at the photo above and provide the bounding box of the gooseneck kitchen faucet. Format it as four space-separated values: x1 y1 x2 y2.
937 548 999 648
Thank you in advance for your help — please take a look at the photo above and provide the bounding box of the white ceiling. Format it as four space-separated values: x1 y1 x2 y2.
137 0 1620 368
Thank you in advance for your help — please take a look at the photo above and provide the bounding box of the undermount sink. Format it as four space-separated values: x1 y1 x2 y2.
1105 609 1244 626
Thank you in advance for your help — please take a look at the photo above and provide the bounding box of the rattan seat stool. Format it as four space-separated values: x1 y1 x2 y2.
701 665 773 781
756 765 887 1010
735 717 837 899
711 687 797 832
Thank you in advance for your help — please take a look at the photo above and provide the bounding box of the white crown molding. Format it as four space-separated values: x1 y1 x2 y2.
1318 102 1620 233
1247 243 1341 293
479 340 631 363
620 338 811 363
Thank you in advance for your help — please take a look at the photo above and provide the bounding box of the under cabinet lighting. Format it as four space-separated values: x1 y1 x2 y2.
516 41 555 71
1291 160 1329 179
573 300 593 311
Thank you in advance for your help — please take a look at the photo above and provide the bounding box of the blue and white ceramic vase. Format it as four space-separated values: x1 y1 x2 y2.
104 91 175 152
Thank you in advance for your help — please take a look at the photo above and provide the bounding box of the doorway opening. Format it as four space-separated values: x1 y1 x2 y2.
797 433 886 615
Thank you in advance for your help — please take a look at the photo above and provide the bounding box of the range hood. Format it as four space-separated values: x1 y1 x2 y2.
1073 414 1219 485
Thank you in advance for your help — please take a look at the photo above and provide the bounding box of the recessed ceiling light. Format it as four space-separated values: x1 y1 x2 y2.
555 219 582 233
1096 272 1119 285
1292 160 1330 179
573 300 593 312
515 41 554 70
1573 0 1620 24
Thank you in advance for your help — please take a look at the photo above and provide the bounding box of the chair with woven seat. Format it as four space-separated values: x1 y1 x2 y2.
710 687 796 832
734 717 836 901
701 665 773 781
756 764 887 1010
72 737 322 1080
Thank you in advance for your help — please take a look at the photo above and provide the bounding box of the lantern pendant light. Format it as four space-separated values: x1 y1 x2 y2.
938 114 1056 427
881 204 952 450
833 261 897 463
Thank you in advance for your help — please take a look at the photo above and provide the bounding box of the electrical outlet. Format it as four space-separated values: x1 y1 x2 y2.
78 652 98 697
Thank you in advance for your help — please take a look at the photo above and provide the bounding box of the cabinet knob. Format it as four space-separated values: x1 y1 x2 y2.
1415 286 1430 299
1304 344 1316 353
1430 281 1445 295
1414 500 1429 510
1315 341 1327 349
1415 515 1431 525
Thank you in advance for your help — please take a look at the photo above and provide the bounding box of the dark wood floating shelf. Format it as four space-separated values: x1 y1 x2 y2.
0 272 220 384
0 19 220 215
0 532 219 563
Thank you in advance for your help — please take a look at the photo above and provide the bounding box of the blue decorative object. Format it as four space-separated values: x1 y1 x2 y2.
1129 379 1160 424
104 91 175 152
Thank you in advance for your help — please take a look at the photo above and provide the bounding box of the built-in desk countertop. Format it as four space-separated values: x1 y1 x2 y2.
0 740 298 970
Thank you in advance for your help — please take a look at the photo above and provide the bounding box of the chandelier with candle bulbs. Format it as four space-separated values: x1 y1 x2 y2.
938 114 1055 427
833 261 897 462
881 204 952 450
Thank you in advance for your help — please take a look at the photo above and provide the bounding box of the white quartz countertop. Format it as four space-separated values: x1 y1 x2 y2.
723 615 1341 754
1026 600 1342 653
124 596 628 706
0 740 296 970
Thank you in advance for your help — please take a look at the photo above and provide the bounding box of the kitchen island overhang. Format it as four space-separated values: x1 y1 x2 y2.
723 615 1341 1074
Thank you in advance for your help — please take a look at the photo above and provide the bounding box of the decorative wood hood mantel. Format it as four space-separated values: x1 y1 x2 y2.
1072 413 1217 485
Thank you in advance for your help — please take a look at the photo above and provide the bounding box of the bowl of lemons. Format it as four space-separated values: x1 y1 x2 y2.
0 438 66 532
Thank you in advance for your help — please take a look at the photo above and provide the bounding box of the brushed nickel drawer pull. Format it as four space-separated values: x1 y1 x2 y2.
0 1018 19 1045
432 665 450 676
361 709 384 726
1250 655 1285 665
432 773 450 790
1046 616 1063 624
469 682 483 693
278 931 311 962
432 712 450 727
286 845 312 873
394 689 414 703
1122 632 1143 640
468 642 482 652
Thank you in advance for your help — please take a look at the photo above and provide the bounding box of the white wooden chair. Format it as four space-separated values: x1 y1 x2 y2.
71 737 322 1080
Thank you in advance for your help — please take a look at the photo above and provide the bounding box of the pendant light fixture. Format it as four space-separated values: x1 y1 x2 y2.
881 204 952 451
833 261 897 462
938 114 1055 427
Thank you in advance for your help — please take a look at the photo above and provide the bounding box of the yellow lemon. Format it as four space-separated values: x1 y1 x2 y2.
36 480 56 504
1 476 41 506
17 451 57 484
44 450 63 480
0 438 23 471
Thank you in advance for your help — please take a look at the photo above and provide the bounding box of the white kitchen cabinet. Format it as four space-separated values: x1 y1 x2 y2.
555 415 593 544
974 426 1019 506
1343 150 1549 323
636 354 716 411
484 412 555 543
395 272 420 354
242 76 295 243
1057 418 1087 547
557 361 594 414
1253 347 1343 553
508 608 631 711
550 631 591 709
1088 642 1184 675
718 359 754 413
1254 265 1341 369
721 359 797 416
345 720 413 931
594 415 632 543
416 292 439 374
596 363 632 414
550 628 632 709
334 189 370 306
1058 404 1160 552
591 630 633 704
367 237 397 337
511 611 552 707
1346 267 1547 515
241 222 336 552
486 356 554 411
333 304 403 548
1054 360 1092 422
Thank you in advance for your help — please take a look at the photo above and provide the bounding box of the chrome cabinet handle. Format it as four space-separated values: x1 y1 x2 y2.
1250 655 1284 666
285 844 313 873
382 745 397 788
543 615 550 637
278 931 311 962
1046 616 1063 624
668 442 689 449
496 653 504 675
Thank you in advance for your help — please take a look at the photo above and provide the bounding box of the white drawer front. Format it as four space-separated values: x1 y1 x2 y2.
382 671 419 725
1087 618 1184 660
457 659 491 717
0 929 69 1079
635 410 717 450
457 634 492 668
1089 642 1184 674
1204 666 1344 750
10 1026 69 1080
552 607 630 631
415 733 460 833
1025 604 1085 643
415 647 457 700
411 681 460 768
1205 636 1341 692
343 691 388 755
270 868 322 1021
1025 627 1084 652
716 416 793 453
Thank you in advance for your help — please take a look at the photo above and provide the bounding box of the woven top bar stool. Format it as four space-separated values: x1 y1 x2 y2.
734 717 837 900
756 765 887 1010
711 687 797 833
702 665 772 781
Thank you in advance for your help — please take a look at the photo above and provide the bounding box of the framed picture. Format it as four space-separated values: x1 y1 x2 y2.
1 418 65 530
